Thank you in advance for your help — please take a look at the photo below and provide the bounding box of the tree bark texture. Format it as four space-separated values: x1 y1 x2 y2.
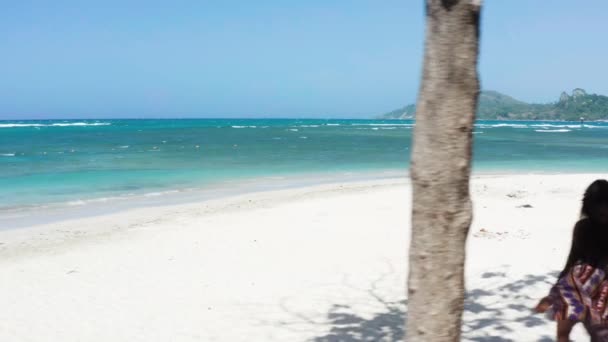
406 1 482 341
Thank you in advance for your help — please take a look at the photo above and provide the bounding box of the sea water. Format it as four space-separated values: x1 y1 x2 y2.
1 119 607 214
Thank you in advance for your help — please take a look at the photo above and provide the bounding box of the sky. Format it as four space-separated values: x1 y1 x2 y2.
1 0 607 119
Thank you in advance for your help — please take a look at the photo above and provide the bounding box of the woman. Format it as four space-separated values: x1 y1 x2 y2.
536 179 608 342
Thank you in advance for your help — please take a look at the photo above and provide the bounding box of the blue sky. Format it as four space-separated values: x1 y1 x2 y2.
1 0 607 119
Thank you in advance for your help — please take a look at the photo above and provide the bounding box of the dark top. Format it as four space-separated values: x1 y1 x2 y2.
559 218 608 279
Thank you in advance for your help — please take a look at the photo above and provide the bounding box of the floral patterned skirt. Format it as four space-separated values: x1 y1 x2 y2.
547 263 608 325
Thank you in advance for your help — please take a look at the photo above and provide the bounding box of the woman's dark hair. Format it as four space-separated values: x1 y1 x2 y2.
582 179 608 218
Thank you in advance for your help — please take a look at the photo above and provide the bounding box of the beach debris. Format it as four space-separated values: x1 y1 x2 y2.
472 228 529 240
506 190 526 199
517 204 533 208
473 228 506 239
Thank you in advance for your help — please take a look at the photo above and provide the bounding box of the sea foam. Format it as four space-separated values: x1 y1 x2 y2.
535 129 571 133
351 123 414 127
476 123 528 128
0 122 111 128
51 122 111 127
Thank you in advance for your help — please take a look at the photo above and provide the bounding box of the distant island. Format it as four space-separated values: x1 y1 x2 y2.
379 88 608 121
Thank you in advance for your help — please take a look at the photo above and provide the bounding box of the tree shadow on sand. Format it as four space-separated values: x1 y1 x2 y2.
311 294 406 342
305 270 560 342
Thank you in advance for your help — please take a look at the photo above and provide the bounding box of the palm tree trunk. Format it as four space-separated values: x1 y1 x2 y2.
406 1 482 341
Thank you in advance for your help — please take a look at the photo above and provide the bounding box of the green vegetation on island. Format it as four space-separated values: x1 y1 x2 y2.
380 88 608 121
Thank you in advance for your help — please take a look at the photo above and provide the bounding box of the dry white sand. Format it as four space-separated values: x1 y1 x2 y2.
0 173 605 341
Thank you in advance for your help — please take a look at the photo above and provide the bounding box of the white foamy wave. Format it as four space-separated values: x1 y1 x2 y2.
326 124 340 126
289 128 298 131
0 123 44 128
535 129 571 133
297 125 320 128
67 200 87 206
66 197 112 206
355 127 402 130
299 136 308 139
231 125 257 128
474 122 606 130
51 122 111 127
530 124 577 128
473 131 484 134
57 189 185 208
0 153 15 157
476 123 528 128
0 122 111 128
351 123 414 127
144 190 179 197
118 145 130 149
531 124 603 129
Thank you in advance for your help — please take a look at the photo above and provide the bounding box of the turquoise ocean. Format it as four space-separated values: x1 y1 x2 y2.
1 119 607 223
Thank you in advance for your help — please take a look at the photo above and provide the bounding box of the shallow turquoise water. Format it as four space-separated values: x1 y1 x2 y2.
1 119 607 209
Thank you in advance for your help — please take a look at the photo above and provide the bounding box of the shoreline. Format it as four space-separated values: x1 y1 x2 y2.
2 168 606 231
0 169 406 230
0 176 410 257
1 171 606 253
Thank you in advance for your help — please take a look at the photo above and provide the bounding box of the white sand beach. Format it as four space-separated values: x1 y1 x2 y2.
0 173 604 341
